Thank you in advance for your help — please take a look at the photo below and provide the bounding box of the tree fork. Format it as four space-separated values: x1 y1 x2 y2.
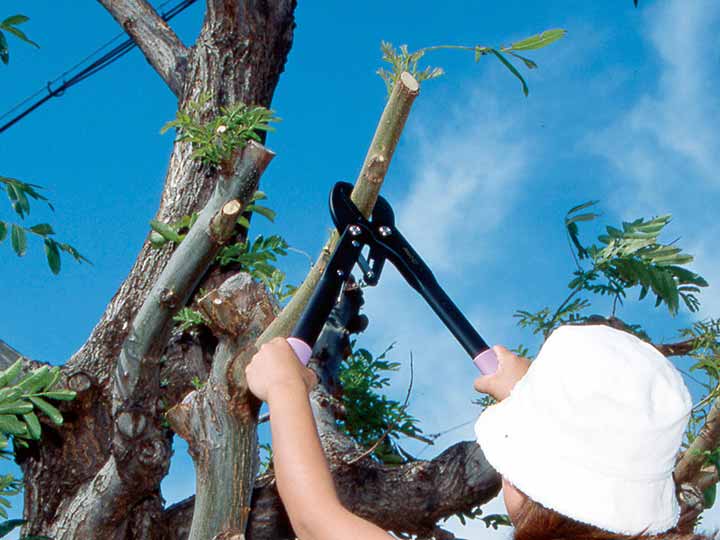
35 143 274 540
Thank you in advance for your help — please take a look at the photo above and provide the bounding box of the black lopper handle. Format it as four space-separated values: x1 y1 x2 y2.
288 228 365 365
377 227 499 374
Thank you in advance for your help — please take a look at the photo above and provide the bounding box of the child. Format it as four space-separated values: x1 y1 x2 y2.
246 324 701 540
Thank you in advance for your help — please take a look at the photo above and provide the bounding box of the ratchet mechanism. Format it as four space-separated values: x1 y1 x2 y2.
287 182 498 374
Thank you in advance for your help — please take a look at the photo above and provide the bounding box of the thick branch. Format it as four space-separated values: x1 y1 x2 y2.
97 0 189 95
676 397 720 485
254 72 419 348
113 142 274 411
167 273 276 540
256 437 500 540
161 439 500 540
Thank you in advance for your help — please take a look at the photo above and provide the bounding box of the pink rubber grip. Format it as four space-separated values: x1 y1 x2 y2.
287 337 312 366
473 348 499 375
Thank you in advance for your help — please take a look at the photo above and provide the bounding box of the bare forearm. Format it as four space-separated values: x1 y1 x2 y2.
267 383 342 535
267 383 392 540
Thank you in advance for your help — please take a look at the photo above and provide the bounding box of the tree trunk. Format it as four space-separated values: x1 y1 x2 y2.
17 2 296 538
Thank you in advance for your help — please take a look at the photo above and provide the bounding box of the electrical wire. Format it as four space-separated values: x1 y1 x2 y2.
0 0 198 134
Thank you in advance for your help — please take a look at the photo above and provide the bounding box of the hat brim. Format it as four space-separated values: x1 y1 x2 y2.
475 390 680 535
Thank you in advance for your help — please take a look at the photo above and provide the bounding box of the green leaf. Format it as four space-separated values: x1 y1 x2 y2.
0 415 28 436
566 212 601 225
704 483 717 509
0 388 21 404
29 224 54 236
567 200 599 215
0 222 6 242
41 390 76 401
149 220 182 244
10 225 26 257
2 15 30 26
22 412 41 440
489 49 528 96
44 239 61 275
508 52 538 69
1 25 39 49
0 360 23 387
0 402 33 416
247 204 276 222
510 29 567 51
28 397 63 426
237 215 251 229
17 366 51 393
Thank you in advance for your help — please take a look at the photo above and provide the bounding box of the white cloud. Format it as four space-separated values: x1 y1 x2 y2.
588 0 720 216
394 92 532 275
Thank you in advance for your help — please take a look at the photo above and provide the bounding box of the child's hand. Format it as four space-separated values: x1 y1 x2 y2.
473 345 530 401
246 337 317 402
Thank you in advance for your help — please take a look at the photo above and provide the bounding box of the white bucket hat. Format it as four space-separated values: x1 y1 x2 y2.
475 324 692 535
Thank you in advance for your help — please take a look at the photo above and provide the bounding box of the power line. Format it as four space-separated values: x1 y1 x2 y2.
0 0 198 134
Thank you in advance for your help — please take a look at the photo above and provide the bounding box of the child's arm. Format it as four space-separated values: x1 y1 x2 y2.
246 338 393 540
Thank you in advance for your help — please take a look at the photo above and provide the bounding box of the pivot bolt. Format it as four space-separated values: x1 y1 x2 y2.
348 225 362 236
378 226 392 237
336 270 345 278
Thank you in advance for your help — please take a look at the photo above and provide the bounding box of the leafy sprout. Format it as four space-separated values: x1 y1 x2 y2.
161 94 280 167
377 28 566 96
0 359 76 522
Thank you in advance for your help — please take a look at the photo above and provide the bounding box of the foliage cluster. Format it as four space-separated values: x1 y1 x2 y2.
378 28 566 96
161 94 279 167
337 345 422 464
515 202 707 338
0 359 75 536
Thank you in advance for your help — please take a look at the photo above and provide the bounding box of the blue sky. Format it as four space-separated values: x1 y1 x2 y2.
1 1 719 538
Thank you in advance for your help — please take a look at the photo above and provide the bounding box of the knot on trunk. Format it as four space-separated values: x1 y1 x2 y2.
117 409 149 439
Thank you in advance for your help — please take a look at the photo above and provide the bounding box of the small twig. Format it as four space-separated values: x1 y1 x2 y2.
287 246 314 269
347 426 394 465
